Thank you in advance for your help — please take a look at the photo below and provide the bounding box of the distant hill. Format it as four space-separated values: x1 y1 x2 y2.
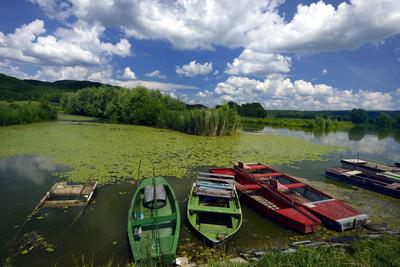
0 73 105 101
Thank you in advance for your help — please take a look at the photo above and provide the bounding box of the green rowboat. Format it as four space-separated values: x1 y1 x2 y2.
187 173 242 244
128 177 180 265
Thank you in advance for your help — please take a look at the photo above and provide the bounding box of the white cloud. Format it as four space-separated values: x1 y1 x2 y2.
0 20 131 67
322 69 328 75
226 49 291 76
123 67 136 80
209 75 395 110
176 60 213 77
33 0 400 55
19 64 196 91
145 70 166 79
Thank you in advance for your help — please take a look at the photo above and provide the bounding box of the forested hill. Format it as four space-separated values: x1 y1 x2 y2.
0 73 104 101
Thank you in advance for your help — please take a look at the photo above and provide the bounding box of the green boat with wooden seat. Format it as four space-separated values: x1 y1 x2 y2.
187 172 242 244
127 176 180 265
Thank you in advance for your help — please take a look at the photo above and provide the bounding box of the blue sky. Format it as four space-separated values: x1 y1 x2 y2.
0 0 399 110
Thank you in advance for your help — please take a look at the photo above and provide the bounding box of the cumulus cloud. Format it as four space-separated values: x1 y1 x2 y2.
123 67 136 80
0 19 131 66
226 49 291 76
209 75 395 110
176 61 213 77
145 70 166 79
322 69 328 75
32 0 400 54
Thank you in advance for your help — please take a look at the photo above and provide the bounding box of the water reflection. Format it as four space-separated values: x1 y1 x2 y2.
0 156 62 185
261 127 400 163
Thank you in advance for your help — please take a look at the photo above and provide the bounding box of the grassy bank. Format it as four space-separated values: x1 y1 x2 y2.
242 117 353 131
211 236 400 267
0 115 343 183
68 236 400 267
0 101 57 126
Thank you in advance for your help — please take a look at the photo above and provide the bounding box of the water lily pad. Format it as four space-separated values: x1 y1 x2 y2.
0 121 343 184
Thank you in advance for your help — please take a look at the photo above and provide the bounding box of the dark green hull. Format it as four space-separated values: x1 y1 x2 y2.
128 177 180 265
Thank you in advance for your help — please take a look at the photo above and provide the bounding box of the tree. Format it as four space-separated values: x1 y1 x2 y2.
375 112 393 128
239 102 266 118
395 113 400 129
350 108 368 124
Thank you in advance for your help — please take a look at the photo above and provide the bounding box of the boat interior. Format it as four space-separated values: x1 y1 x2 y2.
131 185 178 252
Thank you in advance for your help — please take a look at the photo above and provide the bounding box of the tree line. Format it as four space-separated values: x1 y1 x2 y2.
61 86 240 136
0 100 57 126
227 101 400 129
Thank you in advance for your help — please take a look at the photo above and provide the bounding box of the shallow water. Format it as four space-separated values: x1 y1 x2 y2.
1 126 400 266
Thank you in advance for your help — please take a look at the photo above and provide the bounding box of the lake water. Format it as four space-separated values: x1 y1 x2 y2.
1 126 400 266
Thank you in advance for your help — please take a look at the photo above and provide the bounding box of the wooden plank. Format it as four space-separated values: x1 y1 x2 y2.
197 176 236 184
32 191 50 215
42 200 87 207
198 172 234 179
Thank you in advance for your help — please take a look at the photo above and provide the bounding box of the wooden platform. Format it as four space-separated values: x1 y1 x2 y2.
32 181 97 214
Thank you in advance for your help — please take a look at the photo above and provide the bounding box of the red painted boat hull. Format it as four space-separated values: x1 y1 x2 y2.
211 163 368 232
233 163 368 231
210 168 320 234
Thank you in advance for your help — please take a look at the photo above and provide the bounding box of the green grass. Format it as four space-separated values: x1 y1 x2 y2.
242 117 353 131
210 236 400 267
0 120 343 183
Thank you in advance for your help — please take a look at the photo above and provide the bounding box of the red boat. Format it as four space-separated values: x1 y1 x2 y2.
209 168 320 234
210 162 368 232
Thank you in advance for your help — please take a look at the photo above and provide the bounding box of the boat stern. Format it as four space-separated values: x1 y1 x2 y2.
334 213 369 231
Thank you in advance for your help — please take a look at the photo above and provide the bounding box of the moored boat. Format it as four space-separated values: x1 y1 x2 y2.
127 176 180 265
187 173 242 244
209 168 320 234
212 162 368 231
326 167 400 199
341 159 400 179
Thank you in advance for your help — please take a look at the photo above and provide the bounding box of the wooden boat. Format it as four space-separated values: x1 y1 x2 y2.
32 181 97 214
326 167 400 199
127 177 180 265
341 159 400 179
212 162 368 232
187 173 242 244
209 168 320 234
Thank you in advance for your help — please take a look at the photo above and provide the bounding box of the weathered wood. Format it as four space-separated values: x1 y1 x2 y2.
42 200 87 207
32 181 97 213
32 191 50 215
197 172 234 179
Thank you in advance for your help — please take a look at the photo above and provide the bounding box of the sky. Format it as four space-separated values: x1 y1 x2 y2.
0 0 400 110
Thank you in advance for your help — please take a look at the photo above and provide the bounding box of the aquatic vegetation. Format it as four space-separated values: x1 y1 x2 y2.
0 120 343 183
158 105 241 136
242 117 353 131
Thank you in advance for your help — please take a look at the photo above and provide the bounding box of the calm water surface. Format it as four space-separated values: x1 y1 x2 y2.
1 127 400 266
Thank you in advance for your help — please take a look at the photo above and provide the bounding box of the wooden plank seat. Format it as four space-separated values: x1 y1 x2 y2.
189 205 240 215
131 214 177 226
194 186 234 198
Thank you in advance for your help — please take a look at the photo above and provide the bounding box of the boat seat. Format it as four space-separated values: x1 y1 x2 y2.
131 214 176 226
236 184 262 191
189 205 240 215
194 187 234 198
285 183 305 189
